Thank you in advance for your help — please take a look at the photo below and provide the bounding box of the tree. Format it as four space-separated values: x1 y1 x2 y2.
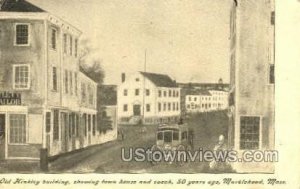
78 39 105 85
78 39 109 133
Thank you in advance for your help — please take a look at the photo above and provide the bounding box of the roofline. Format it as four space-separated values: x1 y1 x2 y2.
79 71 98 85
0 12 82 36
178 82 229 85
139 71 179 88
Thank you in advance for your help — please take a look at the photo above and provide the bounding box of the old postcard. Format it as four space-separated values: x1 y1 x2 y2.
0 0 299 188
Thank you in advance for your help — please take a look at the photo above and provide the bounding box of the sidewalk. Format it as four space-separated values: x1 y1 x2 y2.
48 140 119 172
0 160 40 173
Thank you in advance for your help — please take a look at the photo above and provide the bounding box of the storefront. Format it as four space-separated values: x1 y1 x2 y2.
0 106 43 160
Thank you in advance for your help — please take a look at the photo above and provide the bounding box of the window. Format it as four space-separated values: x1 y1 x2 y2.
74 73 78 95
168 103 171 111
15 24 29 45
135 89 139 96
75 39 78 57
53 110 59 140
69 71 73 95
69 114 73 138
173 90 175 97
9 114 26 144
164 131 172 143
194 97 197 101
123 104 128 112
158 103 161 112
123 89 128 96
92 115 96 136
46 112 51 133
181 131 187 140
269 64 275 84
163 91 167 97
169 90 171 97
51 28 56 50
88 85 94 105
173 102 175 111
146 89 150 96
146 104 150 112
157 132 163 140
135 78 140 82
240 116 260 150
189 97 191 101
173 131 179 141
13 65 30 89
271 11 275 25
65 70 68 93
88 115 91 132
82 114 87 136
163 103 166 111
158 90 161 97
76 114 79 137
52 67 57 91
176 103 179 111
63 34 67 54
69 36 73 55
176 91 179 97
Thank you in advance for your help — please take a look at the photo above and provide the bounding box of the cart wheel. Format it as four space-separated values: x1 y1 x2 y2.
176 145 186 166
150 145 161 165
185 145 192 163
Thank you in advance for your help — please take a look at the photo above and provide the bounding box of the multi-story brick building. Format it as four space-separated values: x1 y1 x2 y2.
228 0 275 172
0 0 100 160
118 72 181 125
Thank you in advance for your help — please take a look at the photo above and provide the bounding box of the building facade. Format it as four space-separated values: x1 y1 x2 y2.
228 0 275 172
185 90 228 113
208 89 228 111
0 0 100 160
118 72 181 125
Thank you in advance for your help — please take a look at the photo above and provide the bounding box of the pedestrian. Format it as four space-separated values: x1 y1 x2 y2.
118 129 125 141
209 134 232 172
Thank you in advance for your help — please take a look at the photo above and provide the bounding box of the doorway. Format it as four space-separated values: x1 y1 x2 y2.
133 105 141 116
61 112 68 153
0 114 6 160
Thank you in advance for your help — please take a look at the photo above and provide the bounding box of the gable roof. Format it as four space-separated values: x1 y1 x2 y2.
199 90 211 96
184 89 211 96
1 0 45 12
79 66 99 83
140 72 177 88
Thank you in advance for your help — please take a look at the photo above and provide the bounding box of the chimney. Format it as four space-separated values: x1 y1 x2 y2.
121 73 125 83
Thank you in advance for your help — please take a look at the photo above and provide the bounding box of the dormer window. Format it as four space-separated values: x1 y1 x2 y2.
136 78 140 82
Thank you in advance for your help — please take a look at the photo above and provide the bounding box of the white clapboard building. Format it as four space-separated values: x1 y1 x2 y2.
118 72 181 125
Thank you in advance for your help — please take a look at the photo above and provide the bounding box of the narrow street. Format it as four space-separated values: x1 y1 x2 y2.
49 111 229 173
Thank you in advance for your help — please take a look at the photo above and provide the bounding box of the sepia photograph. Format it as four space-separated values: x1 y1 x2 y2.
0 0 277 176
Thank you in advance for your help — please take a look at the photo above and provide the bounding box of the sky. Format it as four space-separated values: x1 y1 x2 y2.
29 0 232 85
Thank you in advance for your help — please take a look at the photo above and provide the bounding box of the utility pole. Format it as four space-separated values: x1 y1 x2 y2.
142 49 147 125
